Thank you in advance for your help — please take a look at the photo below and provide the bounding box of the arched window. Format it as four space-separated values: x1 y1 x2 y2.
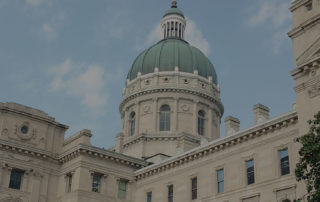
129 112 135 136
160 105 171 131
198 110 205 136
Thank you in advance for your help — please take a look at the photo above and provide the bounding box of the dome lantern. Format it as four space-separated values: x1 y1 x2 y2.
161 1 186 40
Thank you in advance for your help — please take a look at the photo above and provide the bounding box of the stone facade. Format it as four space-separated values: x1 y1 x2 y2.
1 0 320 202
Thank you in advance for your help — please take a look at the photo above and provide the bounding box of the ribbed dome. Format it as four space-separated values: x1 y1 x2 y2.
127 39 218 84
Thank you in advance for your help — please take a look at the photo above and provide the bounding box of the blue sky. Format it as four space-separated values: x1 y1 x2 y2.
0 0 295 148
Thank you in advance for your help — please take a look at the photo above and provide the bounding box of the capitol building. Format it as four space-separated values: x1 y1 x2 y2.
1 1 320 201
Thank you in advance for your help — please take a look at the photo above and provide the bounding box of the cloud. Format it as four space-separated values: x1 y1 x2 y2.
248 0 291 28
247 0 291 55
41 11 66 41
185 18 210 56
48 58 108 113
270 27 291 55
144 17 210 55
42 24 57 41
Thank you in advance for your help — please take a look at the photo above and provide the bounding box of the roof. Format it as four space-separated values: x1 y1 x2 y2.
127 38 218 84
163 7 184 18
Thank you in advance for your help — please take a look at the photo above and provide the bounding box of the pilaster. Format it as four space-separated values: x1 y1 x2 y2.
173 97 179 132
135 102 141 135
208 108 213 140
153 98 158 132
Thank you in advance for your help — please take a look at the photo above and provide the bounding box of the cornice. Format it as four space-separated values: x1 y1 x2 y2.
288 13 320 38
0 102 68 129
58 144 148 168
291 59 320 80
119 87 224 116
0 139 57 161
134 111 298 181
290 0 310 12
0 139 148 169
122 132 200 149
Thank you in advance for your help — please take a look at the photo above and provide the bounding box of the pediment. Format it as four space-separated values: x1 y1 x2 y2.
296 36 320 67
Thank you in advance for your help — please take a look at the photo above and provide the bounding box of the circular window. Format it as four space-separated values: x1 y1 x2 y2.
20 125 29 134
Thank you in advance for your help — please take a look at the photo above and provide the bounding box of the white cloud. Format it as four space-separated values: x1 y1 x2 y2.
144 17 210 55
48 58 108 113
248 0 291 55
185 18 210 56
248 0 291 28
42 24 57 41
271 27 291 55
41 11 66 41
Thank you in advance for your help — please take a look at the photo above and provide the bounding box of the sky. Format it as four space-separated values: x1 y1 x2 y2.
0 0 295 149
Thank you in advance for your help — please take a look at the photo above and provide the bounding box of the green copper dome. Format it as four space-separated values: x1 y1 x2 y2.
127 39 218 84
163 7 184 18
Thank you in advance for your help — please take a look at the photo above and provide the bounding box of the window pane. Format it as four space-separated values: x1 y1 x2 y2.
191 177 197 200
130 112 135 136
65 174 72 193
280 149 290 175
118 180 127 199
147 192 152 202
217 169 224 193
92 173 102 193
246 160 255 185
168 185 173 202
9 169 24 190
160 110 170 131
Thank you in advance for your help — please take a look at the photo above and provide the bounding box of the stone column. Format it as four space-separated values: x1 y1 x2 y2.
193 101 198 134
135 102 140 135
153 98 158 132
173 97 178 132
208 108 213 139
124 108 129 137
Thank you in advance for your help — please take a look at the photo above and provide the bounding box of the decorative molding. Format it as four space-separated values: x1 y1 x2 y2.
120 87 224 116
307 81 320 98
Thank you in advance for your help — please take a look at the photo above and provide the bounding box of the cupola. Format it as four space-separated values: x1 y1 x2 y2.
161 1 186 40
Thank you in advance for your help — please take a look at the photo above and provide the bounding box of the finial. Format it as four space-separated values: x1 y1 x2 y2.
171 1 177 8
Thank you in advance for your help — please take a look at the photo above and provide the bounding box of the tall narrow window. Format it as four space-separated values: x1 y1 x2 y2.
191 177 197 200
280 149 290 176
92 173 102 193
129 112 136 136
198 110 205 136
9 169 24 190
246 160 255 185
168 184 173 202
147 191 152 202
160 105 171 131
65 173 73 193
217 169 224 193
118 180 127 199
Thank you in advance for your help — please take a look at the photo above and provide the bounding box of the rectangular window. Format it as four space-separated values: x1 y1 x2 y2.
280 149 290 176
168 184 173 202
92 173 102 193
65 173 72 193
9 169 24 190
246 160 255 185
191 177 197 200
118 180 127 199
147 191 152 202
217 169 224 193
